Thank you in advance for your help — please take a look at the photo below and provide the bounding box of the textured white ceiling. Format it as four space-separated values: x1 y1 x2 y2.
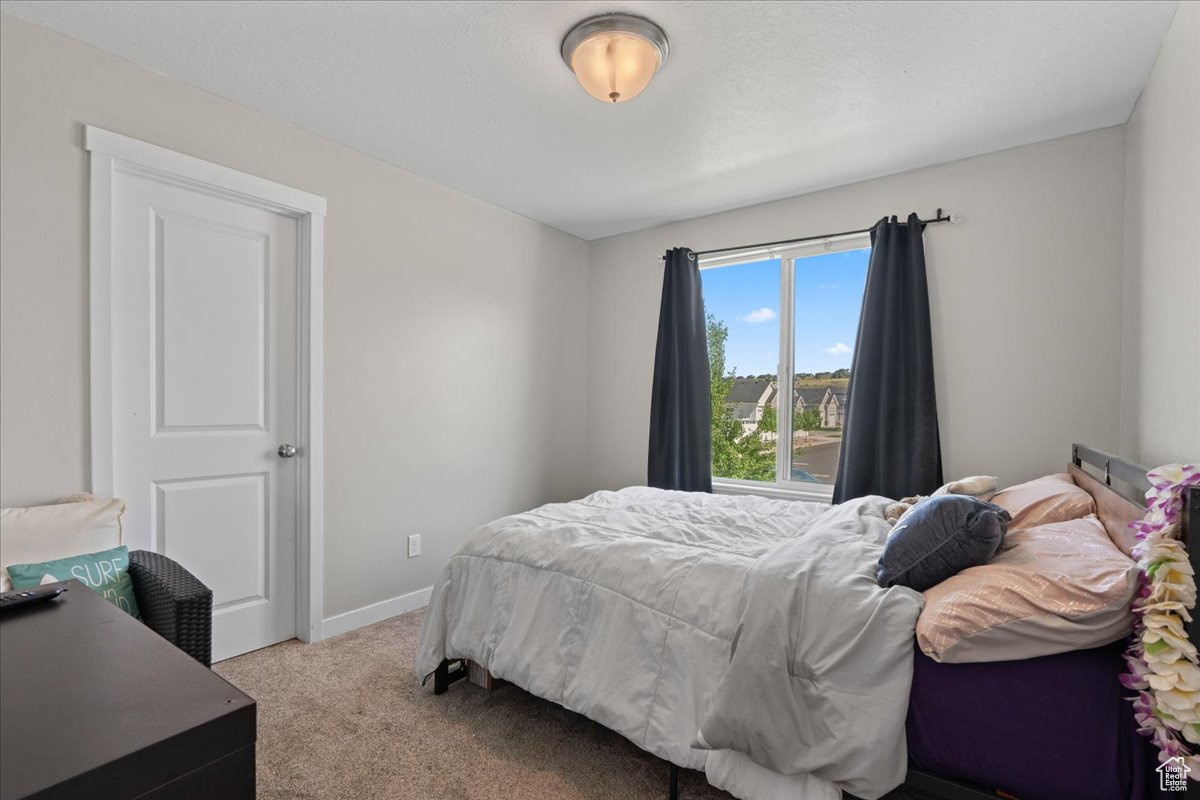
0 0 1178 240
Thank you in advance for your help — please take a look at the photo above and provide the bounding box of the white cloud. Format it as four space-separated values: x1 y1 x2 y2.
824 342 852 355
739 307 776 324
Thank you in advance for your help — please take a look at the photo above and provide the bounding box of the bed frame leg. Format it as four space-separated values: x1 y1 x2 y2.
433 658 468 695
668 763 679 800
467 659 502 690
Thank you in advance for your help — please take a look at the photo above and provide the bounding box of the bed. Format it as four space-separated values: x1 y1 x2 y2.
416 445 1196 799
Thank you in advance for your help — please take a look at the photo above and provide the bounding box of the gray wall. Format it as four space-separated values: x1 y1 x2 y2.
1 9 1193 627
587 128 1130 492
0 15 590 618
1121 1 1200 467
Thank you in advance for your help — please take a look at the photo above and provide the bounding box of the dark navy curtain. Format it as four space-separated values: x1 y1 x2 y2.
648 247 712 492
833 214 942 503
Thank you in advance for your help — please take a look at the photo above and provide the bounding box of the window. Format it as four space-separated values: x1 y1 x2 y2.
700 237 870 495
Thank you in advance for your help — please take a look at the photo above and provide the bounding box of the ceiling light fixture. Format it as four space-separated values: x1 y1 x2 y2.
560 13 670 104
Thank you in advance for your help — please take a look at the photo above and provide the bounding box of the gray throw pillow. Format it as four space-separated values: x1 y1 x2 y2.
877 496 1011 592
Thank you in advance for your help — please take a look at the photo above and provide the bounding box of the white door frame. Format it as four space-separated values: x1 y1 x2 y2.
85 125 327 644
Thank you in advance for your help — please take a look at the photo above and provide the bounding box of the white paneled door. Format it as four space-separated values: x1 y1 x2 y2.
106 162 302 661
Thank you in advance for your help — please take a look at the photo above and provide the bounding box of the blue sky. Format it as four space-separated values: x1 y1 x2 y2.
701 247 870 377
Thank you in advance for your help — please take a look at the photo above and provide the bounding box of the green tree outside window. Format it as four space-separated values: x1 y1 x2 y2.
707 314 775 482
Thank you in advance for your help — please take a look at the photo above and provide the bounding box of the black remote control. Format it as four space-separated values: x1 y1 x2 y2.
0 585 68 611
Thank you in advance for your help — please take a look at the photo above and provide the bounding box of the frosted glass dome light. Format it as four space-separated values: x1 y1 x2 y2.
561 14 670 104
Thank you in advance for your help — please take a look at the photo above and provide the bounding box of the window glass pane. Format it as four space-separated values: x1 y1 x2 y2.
701 258 781 483
790 247 869 485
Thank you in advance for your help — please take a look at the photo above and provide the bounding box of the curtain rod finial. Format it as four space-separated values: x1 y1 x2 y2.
948 212 962 224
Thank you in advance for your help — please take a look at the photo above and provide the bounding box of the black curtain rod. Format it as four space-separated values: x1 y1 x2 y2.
688 209 954 259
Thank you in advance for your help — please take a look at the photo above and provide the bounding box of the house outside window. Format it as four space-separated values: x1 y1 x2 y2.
699 238 870 498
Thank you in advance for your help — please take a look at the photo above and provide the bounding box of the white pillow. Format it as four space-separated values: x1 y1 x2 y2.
0 498 125 591
885 476 1001 525
931 475 999 501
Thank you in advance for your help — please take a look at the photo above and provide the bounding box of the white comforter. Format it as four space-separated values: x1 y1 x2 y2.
415 487 923 800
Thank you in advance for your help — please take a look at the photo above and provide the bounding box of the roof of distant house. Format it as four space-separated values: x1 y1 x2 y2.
795 387 830 406
727 377 775 405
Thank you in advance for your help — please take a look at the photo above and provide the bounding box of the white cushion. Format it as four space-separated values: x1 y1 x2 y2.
931 475 1000 501
0 499 125 591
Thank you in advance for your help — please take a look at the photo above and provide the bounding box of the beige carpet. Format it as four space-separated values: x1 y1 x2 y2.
215 609 934 800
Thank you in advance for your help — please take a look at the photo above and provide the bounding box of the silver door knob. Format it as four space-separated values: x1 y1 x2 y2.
278 444 297 458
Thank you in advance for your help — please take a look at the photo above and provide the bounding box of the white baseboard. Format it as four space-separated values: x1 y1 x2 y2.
319 585 433 640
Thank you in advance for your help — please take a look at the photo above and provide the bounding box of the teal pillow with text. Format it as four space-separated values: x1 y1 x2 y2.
8 545 141 619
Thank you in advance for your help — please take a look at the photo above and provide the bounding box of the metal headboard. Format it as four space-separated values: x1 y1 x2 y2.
1072 443 1200 646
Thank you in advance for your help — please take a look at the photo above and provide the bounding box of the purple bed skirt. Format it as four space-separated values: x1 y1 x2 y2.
906 640 1168 800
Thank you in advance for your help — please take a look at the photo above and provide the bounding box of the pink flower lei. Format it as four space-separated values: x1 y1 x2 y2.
1120 463 1200 778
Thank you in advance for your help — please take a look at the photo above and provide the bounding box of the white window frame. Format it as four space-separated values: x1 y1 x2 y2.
701 232 871 502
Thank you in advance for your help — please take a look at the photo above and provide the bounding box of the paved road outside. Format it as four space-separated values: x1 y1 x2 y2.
792 439 840 483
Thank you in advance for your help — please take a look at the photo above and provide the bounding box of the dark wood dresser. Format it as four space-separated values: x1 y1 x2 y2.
0 580 255 800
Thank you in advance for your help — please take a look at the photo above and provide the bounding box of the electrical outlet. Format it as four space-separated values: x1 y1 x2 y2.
407 534 421 558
